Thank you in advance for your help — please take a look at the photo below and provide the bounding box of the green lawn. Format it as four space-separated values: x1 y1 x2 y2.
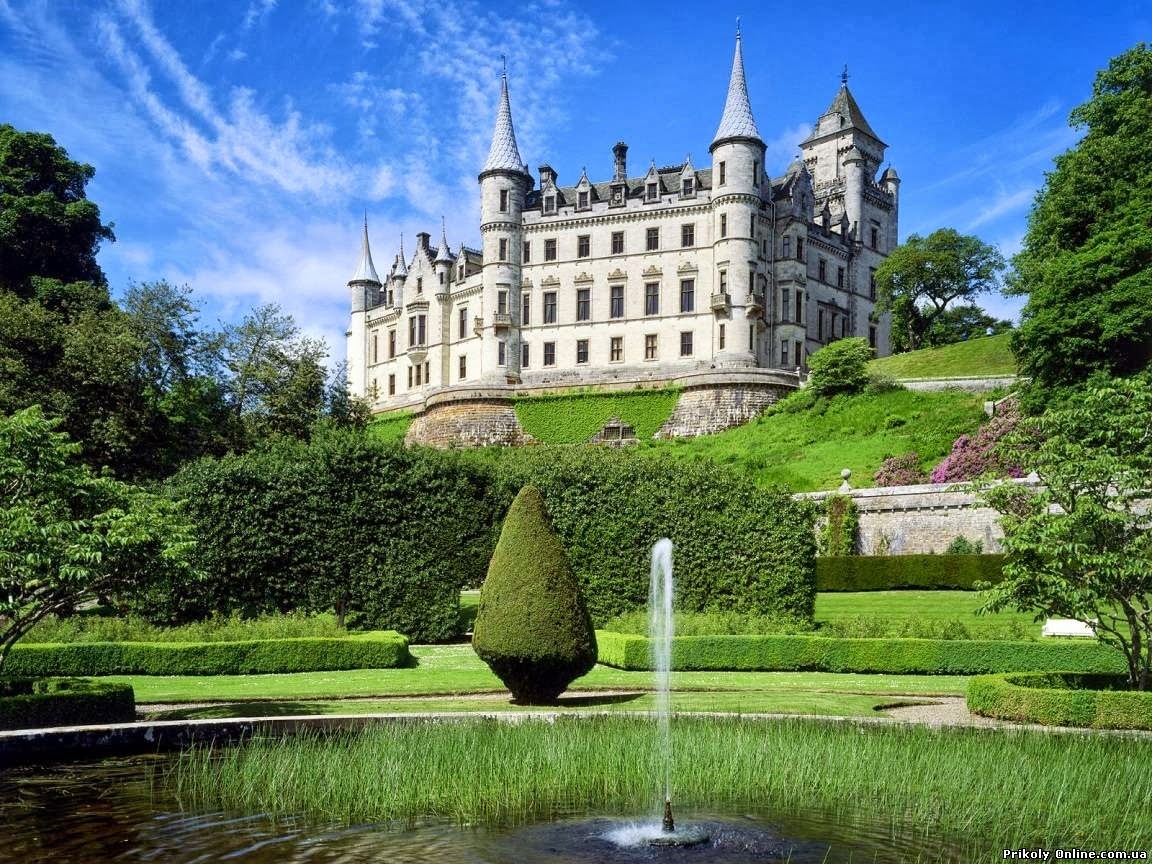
641 387 987 491
868 333 1017 379
815 590 1041 639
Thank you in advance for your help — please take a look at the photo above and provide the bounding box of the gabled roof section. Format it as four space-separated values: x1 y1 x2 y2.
803 79 886 146
350 218 381 284
481 72 529 176
711 30 763 149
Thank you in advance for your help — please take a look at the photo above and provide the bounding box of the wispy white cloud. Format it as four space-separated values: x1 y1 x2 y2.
763 122 813 175
242 0 277 31
965 186 1035 230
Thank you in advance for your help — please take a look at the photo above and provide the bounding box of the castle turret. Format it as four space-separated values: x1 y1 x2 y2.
347 218 381 397
709 26 765 367
881 165 900 251
478 68 531 383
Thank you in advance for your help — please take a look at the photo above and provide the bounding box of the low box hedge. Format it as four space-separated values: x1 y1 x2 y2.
0 678 136 730
595 631 1125 676
816 554 1005 591
967 672 1152 730
5 631 410 677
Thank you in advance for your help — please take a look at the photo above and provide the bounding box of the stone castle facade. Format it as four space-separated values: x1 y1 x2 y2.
346 32 899 414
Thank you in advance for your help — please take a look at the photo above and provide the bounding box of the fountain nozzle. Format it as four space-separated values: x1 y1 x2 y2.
662 799 675 834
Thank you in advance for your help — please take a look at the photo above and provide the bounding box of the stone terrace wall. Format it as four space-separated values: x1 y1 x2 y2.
798 477 1041 555
656 370 795 438
405 387 535 448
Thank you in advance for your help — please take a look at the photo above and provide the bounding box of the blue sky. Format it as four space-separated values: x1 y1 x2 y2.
1 0 1146 366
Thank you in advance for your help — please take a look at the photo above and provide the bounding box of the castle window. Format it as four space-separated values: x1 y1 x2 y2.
780 339 789 366
796 291 803 324
646 227 659 251
407 367 413 388
577 235 590 258
388 373 396 395
749 268 755 293
372 332 378 364
610 336 623 362
680 331 693 356
719 270 727 293
781 290 790 321
544 342 556 366
544 238 557 261
408 317 416 347
499 189 509 212
388 289 394 306
415 363 422 386
576 339 588 364
416 276 423 293
794 340 802 367
458 356 466 380
544 195 556 214
646 182 658 201
611 231 624 254
818 258 826 282
523 241 531 263
418 314 427 345
645 282 659 316
439 271 445 285
720 213 728 238
782 236 791 258
389 329 396 358
645 334 657 360
681 224 695 247
818 310 824 340
870 225 880 250
680 278 695 313
718 161 726 186
837 266 845 288
753 161 759 186
544 291 557 323
610 284 624 319
498 290 508 315
869 268 877 300
577 288 591 322
869 325 877 349
424 361 430 384
750 214 756 238
499 238 508 261
522 294 530 326
796 237 805 262
578 190 589 209
682 178 694 197
719 323 726 350
521 342 530 369
458 265 464 281
498 341 506 365
459 307 467 339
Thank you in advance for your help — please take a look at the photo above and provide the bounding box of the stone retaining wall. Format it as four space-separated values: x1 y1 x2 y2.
897 375 1018 393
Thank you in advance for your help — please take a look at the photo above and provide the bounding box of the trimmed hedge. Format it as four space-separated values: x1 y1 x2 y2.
967 672 1152 730
595 631 1126 676
5 631 409 677
0 678 135 730
816 554 1005 591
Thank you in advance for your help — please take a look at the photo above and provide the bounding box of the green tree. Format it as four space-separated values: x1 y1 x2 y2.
979 373 1152 690
874 228 1006 352
925 303 1013 348
472 485 597 703
806 337 873 396
1009 44 1152 394
0 407 197 672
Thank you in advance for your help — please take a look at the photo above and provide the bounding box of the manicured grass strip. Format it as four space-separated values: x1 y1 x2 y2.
513 389 680 443
596 631 1125 675
110 645 970 702
5 632 409 677
815 590 1039 639
642 388 987 492
0 678 135 730
967 672 1152 730
142 690 914 721
868 333 1017 379
171 715 1152 852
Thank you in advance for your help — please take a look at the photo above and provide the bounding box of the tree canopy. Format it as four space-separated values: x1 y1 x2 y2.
874 228 1006 352
1009 43 1152 394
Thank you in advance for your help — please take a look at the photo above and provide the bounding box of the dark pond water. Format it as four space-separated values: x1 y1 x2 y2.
0 756 970 863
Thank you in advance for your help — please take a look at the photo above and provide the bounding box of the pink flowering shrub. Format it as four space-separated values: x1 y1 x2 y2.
930 401 1024 483
874 452 928 487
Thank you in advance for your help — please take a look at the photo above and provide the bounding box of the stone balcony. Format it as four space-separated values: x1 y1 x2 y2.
492 312 512 330
710 292 730 312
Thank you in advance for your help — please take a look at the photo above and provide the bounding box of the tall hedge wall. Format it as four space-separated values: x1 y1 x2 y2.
155 431 506 642
0 678 135 730
816 554 1006 591
476 448 817 624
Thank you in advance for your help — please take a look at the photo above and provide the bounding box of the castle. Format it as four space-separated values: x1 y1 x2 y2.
346 31 898 418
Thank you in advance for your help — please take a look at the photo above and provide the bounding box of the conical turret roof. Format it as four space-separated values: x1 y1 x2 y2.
802 74 886 146
393 235 408 279
350 218 381 284
481 72 528 175
434 219 453 263
711 30 763 148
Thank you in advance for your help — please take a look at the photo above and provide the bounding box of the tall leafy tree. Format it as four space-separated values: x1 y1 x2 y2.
1009 44 1152 393
874 228 1006 352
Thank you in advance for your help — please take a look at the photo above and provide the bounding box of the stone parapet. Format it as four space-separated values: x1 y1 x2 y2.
405 388 535 448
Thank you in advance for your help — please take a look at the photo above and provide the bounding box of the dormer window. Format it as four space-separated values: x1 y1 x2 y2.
544 195 556 214
646 182 658 202
681 178 694 197
611 186 624 206
578 190 589 209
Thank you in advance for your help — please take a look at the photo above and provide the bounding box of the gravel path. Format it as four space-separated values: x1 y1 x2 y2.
881 696 1005 727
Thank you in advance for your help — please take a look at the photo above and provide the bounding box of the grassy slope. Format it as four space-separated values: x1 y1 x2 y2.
816 591 1039 638
514 389 680 443
641 387 987 491
366 412 413 443
868 333 1016 379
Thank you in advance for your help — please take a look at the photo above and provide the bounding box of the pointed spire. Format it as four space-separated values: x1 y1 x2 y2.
393 234 408 279
711 26 763 149
434 217 453 263
804 71 884 145
481 67 528 175
350 216 381 284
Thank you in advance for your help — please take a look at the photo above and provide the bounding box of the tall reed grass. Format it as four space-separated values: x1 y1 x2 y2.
171 716 1151 851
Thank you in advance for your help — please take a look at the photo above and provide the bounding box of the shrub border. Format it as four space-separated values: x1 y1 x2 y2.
816 554 1005 591
0 678 136 730
595 631 1125 676
966 672 1152 730
5 631 410 677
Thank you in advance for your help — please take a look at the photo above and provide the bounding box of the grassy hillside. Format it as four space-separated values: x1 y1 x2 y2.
642 388 987 492
514 388 679 443
366 412 414 443
868 333 1016 379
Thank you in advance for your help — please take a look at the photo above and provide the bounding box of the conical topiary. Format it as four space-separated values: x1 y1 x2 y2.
472 485 597 704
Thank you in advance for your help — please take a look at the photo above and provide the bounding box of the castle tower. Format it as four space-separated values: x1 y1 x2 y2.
709 26 765 367
347 218 381 397
477 68 531 384
389 235 408 309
